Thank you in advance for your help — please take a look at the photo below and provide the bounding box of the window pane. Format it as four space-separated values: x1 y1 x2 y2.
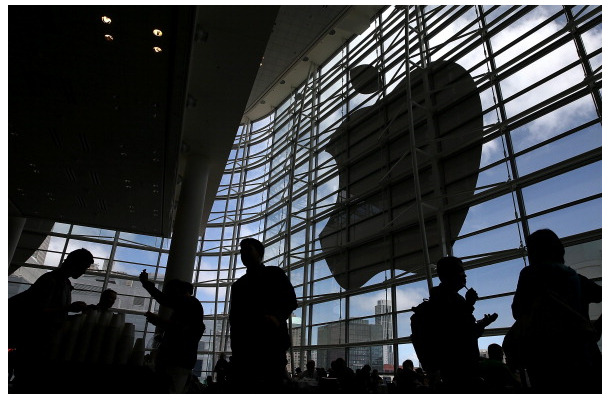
522 162 601 215
528 198 601 237
312 300 343 325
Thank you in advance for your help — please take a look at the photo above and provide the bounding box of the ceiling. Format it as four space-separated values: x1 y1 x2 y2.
8 5 384 241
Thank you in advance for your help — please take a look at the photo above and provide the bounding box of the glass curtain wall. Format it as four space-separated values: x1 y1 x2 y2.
9 5 602 380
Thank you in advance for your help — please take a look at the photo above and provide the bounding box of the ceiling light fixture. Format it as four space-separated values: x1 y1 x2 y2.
105 34 114 42
101 16 111 24
153 29 163 37
153 46 162 53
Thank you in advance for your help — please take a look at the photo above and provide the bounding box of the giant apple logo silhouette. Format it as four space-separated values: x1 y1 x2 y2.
319 61 483 290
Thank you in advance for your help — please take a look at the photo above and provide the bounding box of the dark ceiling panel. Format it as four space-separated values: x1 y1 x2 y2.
9 5 194 236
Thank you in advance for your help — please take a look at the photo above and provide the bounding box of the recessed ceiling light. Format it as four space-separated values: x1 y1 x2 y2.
101 16 111 24
105 34 114 42
153 29 163 37
153 46 162 53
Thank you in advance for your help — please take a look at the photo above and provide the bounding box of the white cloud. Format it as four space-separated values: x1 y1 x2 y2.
350 290 388 316
395 285 429 310
481 139 501 166
348 284 428 317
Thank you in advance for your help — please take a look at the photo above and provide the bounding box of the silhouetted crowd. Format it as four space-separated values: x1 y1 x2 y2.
9 230 601 393
200 349 519 394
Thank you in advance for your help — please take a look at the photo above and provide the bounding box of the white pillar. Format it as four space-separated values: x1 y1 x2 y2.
165 153 209 285
8 216 26 268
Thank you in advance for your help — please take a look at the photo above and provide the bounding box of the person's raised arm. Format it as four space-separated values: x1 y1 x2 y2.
139 270 171 307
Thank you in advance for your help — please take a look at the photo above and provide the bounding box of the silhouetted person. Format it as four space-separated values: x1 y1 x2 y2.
355 364 372 393
86 288 117 311
9 248 93 386
479 343 519 392
370 369 383 393
139 271 205 393
511 229 601 393
330 357 356 393
429 256 498 391
394 359 423 392
228 238 298 391
298 360 318 380
214 352 229 385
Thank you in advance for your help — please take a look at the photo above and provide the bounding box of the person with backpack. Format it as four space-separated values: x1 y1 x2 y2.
509 229 601 393
412 256 497 392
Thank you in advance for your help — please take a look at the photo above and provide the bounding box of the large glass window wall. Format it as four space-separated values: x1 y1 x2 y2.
9 5 601 380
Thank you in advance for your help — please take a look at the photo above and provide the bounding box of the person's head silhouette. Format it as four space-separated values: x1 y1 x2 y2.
487 343 504 362
436 256 466 292
165 279 194 297
526 228 565 266
403 359 414 371
240 238 264 270
61 248 94 278
98 289 117 310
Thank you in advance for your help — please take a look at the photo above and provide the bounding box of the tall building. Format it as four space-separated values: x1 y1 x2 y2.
288 315 303 372
316 319 384 371
375 300 394 371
